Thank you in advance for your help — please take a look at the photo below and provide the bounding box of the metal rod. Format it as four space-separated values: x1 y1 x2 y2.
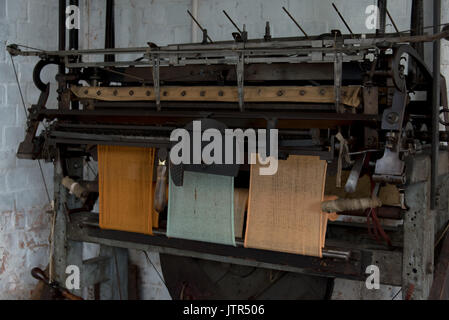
282 6 309 38
58 0 66 74
69 0 79 110
8 30 449 62
187 10 213 43
331 3 353 36
386 9 400 33
223 10 242 34
79 219 351 260
431 0 441 210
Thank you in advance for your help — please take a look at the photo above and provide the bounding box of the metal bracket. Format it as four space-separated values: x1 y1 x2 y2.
17 85 50 159
236 52 244 112
374 88 408 183
334 51 343 112
152 54 161 111
381 89 407 131
373 148 406 184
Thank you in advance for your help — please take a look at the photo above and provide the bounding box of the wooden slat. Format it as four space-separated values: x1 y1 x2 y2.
71 85 362 107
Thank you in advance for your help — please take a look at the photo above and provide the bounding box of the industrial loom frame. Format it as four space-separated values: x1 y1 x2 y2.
6 0 449 299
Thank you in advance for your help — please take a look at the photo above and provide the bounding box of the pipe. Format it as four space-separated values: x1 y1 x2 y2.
431 0 441 210
69 0 79 50
411 0 424 57
376 0 387 36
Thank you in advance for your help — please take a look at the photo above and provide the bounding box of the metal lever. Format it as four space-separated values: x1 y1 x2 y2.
31 267 83 300
223 10 247 42
331 3 354 37
187 10 213 44
282 6 309 38
344 153 367 193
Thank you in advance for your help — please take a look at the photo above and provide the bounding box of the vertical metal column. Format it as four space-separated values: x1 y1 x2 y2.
69 0 79 50
58 0 66 73
411 0 424 58
402 155 435 300
69 0 79 110
105 0 115 63
53 153 129 299
53 155 84 298
58 0 67 110
376 0 387 36
431 0 441 210
410 0 424 87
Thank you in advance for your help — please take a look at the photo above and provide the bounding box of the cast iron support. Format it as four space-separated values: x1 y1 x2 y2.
105 0 115 63
53 152 128 299
69 0 79 110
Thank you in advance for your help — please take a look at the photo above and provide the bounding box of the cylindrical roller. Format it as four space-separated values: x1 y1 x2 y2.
61 176 87 200
321 197 382 213
154 161 168 213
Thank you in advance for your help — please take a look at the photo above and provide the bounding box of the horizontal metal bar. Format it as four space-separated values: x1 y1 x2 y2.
67 60 149 68
68 212 402 285
39 109 380 122
77 216 350 260
10 31 448 59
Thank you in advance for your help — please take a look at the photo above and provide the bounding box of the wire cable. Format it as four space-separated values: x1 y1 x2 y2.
141 250 169 290
9 53 52 204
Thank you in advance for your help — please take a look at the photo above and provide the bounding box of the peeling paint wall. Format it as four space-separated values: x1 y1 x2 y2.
0 0 56 299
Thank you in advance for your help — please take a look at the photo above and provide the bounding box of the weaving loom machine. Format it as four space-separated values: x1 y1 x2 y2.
7 0 449 299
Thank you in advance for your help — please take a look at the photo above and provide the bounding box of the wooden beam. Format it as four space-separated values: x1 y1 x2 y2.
71 85 362 107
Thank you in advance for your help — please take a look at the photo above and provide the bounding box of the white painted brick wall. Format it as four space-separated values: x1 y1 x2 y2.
0 0 57 299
